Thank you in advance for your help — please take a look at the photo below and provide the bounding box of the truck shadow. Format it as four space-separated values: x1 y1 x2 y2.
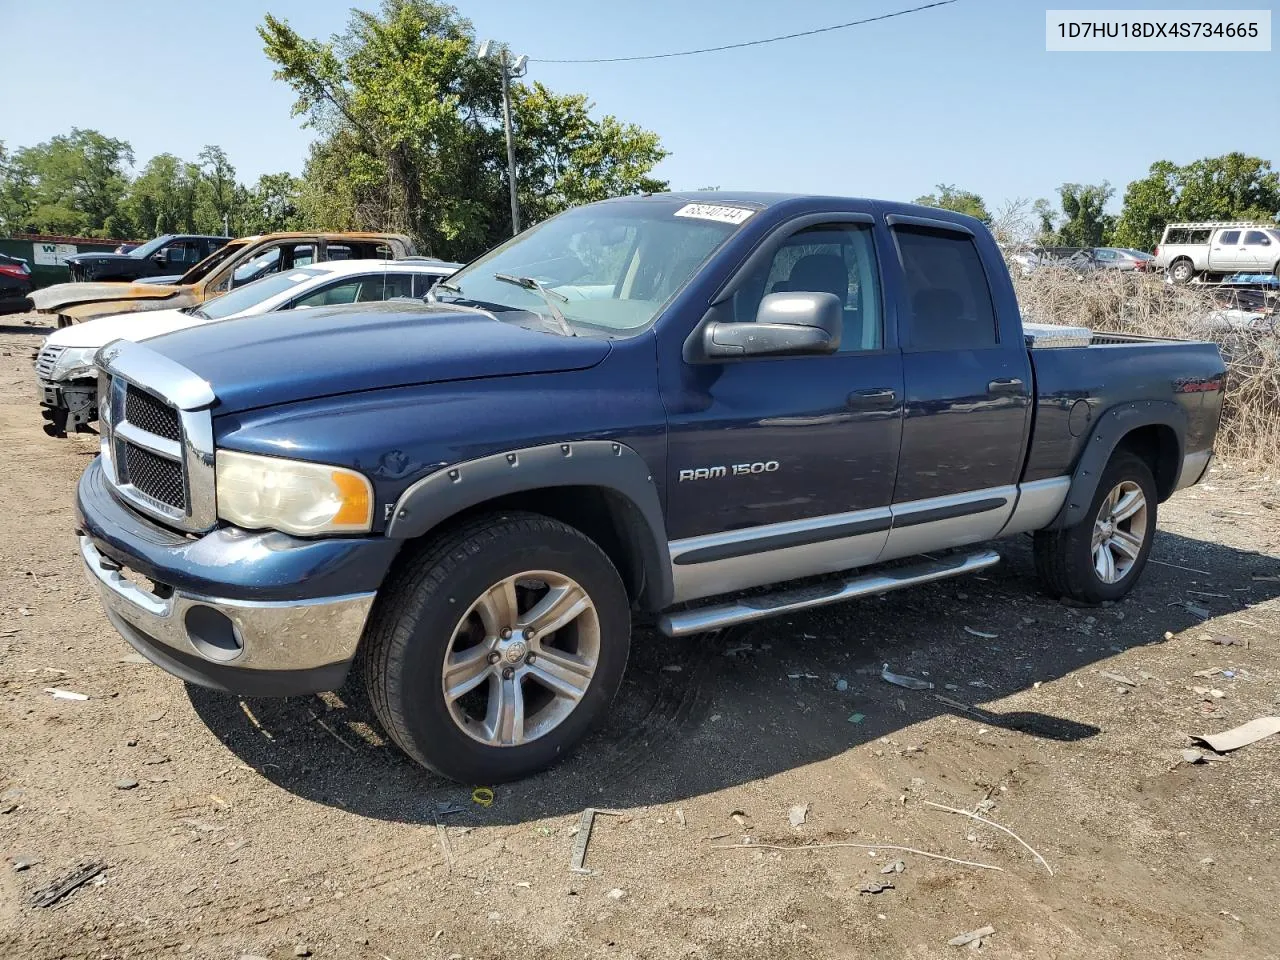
186 528 1278 826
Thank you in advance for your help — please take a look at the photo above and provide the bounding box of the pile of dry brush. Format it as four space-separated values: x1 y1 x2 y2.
1010 266 1280 464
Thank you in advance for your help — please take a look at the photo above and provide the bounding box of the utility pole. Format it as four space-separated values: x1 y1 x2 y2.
479 40 528 237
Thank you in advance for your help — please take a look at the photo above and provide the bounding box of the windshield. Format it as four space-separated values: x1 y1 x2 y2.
128 236 171 260
437 199 752 333
196 268 326 320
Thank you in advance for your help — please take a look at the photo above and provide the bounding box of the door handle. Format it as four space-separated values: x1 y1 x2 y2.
987 377 1025 397
847 387 897 411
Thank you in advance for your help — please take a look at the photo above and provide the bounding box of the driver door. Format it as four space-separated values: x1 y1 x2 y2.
661 217 904 602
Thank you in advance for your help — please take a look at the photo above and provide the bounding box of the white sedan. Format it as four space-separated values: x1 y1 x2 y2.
35 257 460 435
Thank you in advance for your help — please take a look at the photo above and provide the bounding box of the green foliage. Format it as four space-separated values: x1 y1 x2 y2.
242 172 304 234
1113 153 1280 250
1054 182 1116 247
2 128 134 237
913 184 991 224
123 153 199 236
259 0 669 259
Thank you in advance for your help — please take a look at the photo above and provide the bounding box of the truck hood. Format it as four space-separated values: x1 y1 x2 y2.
64 253 137 265
47 307 200 349
30 281 192 319
145 301 613 415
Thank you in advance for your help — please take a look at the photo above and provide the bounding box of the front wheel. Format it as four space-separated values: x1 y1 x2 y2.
360 512 631 783
1034 452 1158 604
1168 260 1195 284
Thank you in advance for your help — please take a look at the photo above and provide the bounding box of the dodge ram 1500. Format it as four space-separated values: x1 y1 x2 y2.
74 192 1225 782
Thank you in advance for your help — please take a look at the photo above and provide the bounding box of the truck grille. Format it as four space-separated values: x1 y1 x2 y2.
124 384 182 442
35 344 65 379
123 443 187 511
96 341 217 533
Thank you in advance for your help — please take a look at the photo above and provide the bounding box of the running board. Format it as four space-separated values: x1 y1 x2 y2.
658 549 1001 638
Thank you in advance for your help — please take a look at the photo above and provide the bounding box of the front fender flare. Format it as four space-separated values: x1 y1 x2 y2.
385 440 673 610
1049 400 1185 530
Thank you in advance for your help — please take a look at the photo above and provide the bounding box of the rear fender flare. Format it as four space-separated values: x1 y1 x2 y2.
385 440 673 609
1049 400 1185 530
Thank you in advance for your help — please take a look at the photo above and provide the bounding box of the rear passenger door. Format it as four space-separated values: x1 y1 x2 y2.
882 215 1031 559
1209 230 1243 271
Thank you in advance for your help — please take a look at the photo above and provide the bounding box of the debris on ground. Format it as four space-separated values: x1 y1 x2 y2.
10 855 37 872
835 678 849 692
730 810 749 827
1192 686 1226 699
661 664 682 673
924 801 1054 875
787 672 820 681
881 664 934 691
859 880 893 894
963 627 998 639
32 863 106 908
948 925 996 948
569 807 624 875
1181 748 1207 764
1204 633 1247 647
880 859 906 874
847 712 865 724
788 804 808 828
115 778 139 791
606 888 625 900
1100 671 1138 687
1191 717 1280 753
1171 601 1211 619
43 687 89 701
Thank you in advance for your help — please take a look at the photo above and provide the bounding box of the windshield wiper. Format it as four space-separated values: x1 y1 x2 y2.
434 279 462 295
493 273 575 337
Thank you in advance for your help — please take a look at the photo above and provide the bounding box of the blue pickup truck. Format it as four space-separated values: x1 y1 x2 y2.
76 192 1225 782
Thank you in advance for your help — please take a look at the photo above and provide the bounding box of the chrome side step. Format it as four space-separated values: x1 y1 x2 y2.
657 549 1001 638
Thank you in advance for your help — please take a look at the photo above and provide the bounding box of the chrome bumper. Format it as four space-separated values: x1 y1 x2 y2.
80 534 375 695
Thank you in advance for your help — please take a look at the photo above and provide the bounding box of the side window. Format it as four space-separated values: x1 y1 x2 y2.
326 244 354 262
894 227 998 351
382 273 416 299
294 278 365 308
731 223 883 352
160 240 202 267
413 273 443 298
1244 230 1271 246
1094 248 1115 260
291 244 316 267
1218 230 1241 245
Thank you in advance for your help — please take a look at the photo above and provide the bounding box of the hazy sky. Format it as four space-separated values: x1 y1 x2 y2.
3 0 1276 211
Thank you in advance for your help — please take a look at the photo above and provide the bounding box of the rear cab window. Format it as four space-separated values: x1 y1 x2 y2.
1217 230 1241 245
893 226 998 351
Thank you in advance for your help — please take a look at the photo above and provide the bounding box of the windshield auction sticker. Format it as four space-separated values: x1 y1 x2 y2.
674 203 756 225
1046 9 1271 51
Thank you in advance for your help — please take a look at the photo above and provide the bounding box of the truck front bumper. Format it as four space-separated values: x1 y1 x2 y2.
76 458 401 697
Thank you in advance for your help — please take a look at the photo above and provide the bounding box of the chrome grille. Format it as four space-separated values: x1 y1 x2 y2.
123 443 186 510
97 341 217 533
125 385 182 441
35 343 65 379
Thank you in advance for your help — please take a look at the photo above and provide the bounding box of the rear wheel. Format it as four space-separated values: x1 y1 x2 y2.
360 512 631 783
1034 451 1157 604
1168 259 1195 284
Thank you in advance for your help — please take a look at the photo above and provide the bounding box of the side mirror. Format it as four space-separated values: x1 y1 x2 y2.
152 250 169 266
701 292 842 359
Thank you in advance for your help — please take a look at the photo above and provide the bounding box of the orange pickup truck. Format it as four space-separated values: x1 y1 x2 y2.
31 231 416 326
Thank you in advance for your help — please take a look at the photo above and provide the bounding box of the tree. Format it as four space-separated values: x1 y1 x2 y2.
1112 153 1280 250
123 153 199 236
913 184 991 223
1054 182 1115 247
242 172 304 234
1031 198 1058 245
6 128 134 237
195 145 238 234
259 0 669 259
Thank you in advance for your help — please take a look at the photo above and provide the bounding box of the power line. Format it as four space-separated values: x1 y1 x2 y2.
534 0 959 64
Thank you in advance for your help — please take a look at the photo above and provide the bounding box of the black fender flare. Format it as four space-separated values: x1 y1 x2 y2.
385 440 673 610
1049 400 1186 530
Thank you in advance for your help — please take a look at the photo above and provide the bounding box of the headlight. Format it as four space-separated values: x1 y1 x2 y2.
215 449 373 536
50 346 99 381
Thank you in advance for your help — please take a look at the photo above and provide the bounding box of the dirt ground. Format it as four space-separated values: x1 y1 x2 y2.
1 314 1279 960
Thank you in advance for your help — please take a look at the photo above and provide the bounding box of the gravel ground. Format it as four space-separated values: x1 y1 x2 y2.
1 314 1278 960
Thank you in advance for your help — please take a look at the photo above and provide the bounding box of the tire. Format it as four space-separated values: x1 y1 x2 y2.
1034 451 1158 605
1272 259 1279 280
1168 259 1195 284
360 511 631 783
